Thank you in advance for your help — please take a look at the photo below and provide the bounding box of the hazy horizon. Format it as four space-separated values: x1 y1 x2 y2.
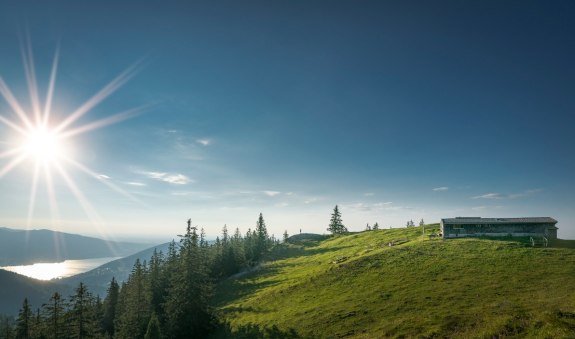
1 1 574 240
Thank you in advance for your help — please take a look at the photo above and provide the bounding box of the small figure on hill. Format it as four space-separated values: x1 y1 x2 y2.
419 219 425 227
365 223 371 231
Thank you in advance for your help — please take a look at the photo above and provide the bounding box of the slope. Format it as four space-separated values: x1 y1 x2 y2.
214 226 575 338
0 227 150 266
0 269 66 316
60 242 171 297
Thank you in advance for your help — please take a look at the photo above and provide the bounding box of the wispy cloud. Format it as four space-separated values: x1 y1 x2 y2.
472 193 503 200
472 189 542 200
263 190 281 197
143 171 192 185
196 139 211 146
124 182 146 187
432 187 449 192
96 174 111 180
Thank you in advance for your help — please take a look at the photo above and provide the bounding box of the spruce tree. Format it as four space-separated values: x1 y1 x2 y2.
16 298 32 339
255 213 268 259
283 230 289 243
164 219 213 338
102 277 119 337
43 292 65 339
373 222 379 230
327 205 347 234
144 312 161 339
69 282 97 339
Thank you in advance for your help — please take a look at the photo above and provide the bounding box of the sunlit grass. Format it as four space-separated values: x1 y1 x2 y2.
214 226 575 338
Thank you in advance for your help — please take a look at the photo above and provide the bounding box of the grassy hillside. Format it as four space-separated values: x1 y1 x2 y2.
214 226 575 338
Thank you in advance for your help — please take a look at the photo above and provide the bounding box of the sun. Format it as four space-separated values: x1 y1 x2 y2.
22 125 66 164
0 38 146 229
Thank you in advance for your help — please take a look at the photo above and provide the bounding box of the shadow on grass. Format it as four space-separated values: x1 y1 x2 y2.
210 322 303 339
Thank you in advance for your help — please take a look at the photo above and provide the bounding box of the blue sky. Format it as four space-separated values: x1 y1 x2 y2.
0 1 574 241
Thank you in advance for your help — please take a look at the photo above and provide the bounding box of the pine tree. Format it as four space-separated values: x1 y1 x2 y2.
327 205 347 234
16 298 32 339
102 277 119 337
69 282 97 339
283 230 289 243
419 218 425 226
43 292 65 339
164 219 213 338
116 259 150 338
144 312 161 339
255 213 268 260
373 222 379 230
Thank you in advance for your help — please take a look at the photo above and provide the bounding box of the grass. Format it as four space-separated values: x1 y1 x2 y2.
213 226 575 338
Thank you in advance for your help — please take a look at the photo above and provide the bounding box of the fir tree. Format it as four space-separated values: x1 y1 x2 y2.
373 222 379 230
16 298 32 339
43 292 65 339
283 230 289 243
69 282 97 339
102 277 119 337
255 213 268 260
144 313 161 339
164 219 213 338
327 205 347 234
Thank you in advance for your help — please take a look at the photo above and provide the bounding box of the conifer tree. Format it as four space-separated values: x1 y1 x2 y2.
102 277 119 337
116 259 150 338
373 222 379 230
144 312 161 339
366 223 371 231
16 298 32 339
419 218 425 226
164 219 213 338
43 292 65 339
69 282 97 339
327 205 347 234
255 213 268 259
283 230 289 243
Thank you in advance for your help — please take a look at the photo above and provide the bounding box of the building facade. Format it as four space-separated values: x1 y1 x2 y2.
440 217 558 239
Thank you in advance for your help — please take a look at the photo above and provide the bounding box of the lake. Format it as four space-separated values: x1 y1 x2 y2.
1 257 120 280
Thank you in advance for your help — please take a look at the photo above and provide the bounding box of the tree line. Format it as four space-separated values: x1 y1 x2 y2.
3 213 278 339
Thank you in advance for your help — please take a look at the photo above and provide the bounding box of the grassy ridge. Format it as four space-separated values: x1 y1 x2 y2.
214 226 575 338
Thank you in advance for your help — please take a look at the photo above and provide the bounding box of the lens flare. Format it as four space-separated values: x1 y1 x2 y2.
0 37 146 233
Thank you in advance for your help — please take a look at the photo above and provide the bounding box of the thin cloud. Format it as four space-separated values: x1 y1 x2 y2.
125 182 146 187
472 189 542 200
433 187 449 192
196 139 211 146
472 193 503 200
96 174 111 180
263 190 281 197
143 171 192 185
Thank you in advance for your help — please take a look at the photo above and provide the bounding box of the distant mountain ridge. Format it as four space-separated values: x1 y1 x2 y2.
0 227 151 266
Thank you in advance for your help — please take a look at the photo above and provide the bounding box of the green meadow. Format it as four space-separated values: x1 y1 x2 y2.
214 226 575 338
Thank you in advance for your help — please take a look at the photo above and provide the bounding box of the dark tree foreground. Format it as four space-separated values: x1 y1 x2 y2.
10 213 279 338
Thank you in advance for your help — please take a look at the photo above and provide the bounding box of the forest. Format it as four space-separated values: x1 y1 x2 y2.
0 213 281 339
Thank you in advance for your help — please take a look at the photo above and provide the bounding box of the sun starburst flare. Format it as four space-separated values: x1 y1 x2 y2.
0 38 147 232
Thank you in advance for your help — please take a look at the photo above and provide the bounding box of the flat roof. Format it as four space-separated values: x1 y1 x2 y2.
442 217 557 225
